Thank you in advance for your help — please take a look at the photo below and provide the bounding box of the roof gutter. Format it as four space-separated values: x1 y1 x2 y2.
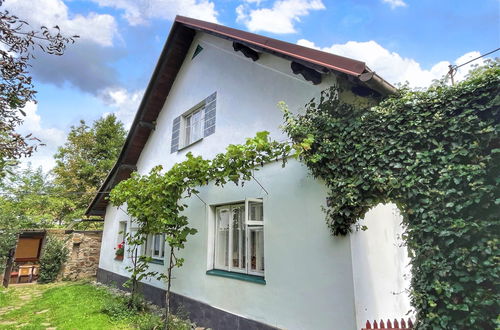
359 69 398 96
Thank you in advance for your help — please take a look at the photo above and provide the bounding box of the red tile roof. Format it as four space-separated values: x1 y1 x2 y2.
175 16 367 77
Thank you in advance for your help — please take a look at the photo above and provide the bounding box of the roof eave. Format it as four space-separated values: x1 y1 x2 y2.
85 20 195 217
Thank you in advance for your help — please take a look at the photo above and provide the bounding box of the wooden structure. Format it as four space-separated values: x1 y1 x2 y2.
2 230 45 286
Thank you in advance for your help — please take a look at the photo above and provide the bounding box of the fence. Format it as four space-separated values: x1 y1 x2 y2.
362 318 414 329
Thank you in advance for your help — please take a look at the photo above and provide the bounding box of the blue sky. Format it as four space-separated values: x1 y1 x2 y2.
3 0 499 171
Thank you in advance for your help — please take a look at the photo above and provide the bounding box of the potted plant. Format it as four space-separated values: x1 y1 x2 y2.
115 242 124 261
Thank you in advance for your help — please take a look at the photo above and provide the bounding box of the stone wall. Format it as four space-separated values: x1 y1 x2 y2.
45 229 102 280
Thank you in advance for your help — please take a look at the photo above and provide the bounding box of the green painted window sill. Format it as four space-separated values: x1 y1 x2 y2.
148 258 164 265
206 269 266 285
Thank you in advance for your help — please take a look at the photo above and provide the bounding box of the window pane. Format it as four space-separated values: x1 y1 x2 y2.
153 234 161 257
118 222 127 244
185 115 192 145
249 201 263 222
215 208 230 268
160 234 165 258
191 109 203 142
249 227 264 273
231 205 245 270
144 235 152 257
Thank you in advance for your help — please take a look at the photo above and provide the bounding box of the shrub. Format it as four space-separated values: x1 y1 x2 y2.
102 295 136 321
38 236 69 283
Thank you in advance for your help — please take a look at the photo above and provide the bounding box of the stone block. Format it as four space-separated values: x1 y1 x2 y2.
73 234 84 244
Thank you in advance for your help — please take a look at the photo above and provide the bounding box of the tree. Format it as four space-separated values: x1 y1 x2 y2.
53 114 126 222
0 164 66 226
0 3 77 177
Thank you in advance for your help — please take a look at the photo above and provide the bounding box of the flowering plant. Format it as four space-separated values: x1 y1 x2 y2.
115 242 124 257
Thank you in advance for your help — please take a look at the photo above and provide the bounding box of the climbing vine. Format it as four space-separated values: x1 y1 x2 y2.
282 61 500 329
109 131 291 327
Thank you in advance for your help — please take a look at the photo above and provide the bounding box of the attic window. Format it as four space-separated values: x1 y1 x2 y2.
170 92 217 153
184 106 204 145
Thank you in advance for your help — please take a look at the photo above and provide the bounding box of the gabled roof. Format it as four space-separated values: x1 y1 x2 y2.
85 15 396 217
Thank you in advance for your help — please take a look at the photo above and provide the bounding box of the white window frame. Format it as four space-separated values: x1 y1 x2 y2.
213 198 264 277
143 233 165 261
182 104 205 148
117 221 127 245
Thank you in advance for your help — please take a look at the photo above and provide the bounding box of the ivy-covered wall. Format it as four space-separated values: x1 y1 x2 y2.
282 61 499 329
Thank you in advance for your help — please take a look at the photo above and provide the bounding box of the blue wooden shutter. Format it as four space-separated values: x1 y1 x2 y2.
204 92 216 137
170 116 181 153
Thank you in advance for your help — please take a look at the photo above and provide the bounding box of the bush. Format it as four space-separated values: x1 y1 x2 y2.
102 295 136 321
38 236 69 283
101 292 194 330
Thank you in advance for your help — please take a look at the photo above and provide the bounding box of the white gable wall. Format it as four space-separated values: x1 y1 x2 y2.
136 32 336 174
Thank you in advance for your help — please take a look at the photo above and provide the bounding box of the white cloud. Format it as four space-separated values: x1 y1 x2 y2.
17 102 65 171
236 0 325 34
382 0 407 9
452 51 485 81
296 39 482 87
92 0 219 26
3 0 118 47
100 87 145 129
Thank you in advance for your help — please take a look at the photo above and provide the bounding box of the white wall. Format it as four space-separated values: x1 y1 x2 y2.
101 160 357 329
350 204 413 329
176 159 357 329
99 205 131 276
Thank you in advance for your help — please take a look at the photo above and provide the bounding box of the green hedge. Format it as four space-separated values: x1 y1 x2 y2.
282 61 499 329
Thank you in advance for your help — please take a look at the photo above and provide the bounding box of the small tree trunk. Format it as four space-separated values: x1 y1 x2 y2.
2 233 19 288
127 244 139 308
163 247 175 330
131 246 138 296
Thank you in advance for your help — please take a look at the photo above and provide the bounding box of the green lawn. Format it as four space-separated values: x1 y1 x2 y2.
0 281 189 330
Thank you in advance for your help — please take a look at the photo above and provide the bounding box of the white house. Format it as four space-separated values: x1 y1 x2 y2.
86 16 412 330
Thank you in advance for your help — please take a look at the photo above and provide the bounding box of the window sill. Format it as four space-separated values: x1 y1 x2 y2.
177 137 203 152
206 269 266 285
148 258 164 265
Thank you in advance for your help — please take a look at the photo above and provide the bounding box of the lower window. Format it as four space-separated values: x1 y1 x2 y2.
213 199 264 276
143 233 165 262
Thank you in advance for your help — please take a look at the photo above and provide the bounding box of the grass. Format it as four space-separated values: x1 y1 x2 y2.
0 281 193 329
